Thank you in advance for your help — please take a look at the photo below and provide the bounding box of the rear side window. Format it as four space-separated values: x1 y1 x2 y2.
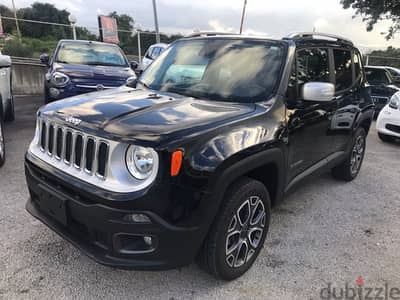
365 69 390 85
333 49 352 91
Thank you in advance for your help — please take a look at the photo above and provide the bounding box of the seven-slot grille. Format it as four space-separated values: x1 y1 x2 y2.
37 119 109 179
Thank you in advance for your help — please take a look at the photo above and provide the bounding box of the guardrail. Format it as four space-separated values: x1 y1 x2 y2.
11 56 44 67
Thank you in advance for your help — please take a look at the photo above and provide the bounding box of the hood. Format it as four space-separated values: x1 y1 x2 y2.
40 86 256 146
53 62 135 80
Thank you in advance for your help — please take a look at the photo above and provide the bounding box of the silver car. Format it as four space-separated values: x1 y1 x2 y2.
0 52 14 122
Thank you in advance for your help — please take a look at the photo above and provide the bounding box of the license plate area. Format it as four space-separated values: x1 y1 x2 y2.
37 184 68 226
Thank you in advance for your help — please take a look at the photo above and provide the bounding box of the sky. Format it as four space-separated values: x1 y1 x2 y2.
8 0 400 52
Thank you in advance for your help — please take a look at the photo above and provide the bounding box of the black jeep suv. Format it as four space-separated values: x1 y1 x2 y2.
25 32 373 280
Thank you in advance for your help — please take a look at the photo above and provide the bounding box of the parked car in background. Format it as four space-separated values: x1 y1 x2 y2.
25 32 373 280
368 65 400 82
0 51 14 122
377 91 400 142
40 40 137 103
0 96 5 167
365 66 399 117
140 43 168 71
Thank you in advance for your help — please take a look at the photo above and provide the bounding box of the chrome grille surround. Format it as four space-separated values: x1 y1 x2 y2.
29 117 159 193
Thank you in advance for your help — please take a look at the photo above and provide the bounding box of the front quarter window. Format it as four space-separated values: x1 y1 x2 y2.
139 38 286 103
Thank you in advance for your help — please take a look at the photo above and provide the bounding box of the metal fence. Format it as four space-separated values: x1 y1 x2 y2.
0 15 174 63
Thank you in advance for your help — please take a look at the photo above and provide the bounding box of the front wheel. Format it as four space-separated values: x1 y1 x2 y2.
198 177 271 280
0 119 5 167
332 127 366 181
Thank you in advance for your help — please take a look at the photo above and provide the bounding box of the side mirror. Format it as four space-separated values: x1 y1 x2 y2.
39 54 50 66
0 54 11 67
130 60 139 70
302 82 335 102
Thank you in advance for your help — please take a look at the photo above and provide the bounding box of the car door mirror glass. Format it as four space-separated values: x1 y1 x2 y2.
39 54 50 66
130 60 139 70
302 82 335 102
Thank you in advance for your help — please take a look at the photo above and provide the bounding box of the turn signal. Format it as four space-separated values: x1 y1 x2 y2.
171 150 183 176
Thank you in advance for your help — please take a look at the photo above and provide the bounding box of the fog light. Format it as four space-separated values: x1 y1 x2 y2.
49 87 60 98
143 236 152 246
123 213 151 223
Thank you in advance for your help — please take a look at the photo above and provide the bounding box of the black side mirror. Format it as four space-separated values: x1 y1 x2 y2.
130 61 139 70
39 54 50 66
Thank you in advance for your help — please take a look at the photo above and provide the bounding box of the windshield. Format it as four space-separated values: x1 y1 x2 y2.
139 38 286 103
56 42 128 67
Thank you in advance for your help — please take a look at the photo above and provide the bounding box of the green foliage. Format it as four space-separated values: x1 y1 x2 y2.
2 40 33 57
367 46 400 68
341 0 400 39
0 2 183 58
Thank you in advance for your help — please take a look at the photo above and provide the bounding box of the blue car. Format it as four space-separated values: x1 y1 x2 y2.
40 40 137 103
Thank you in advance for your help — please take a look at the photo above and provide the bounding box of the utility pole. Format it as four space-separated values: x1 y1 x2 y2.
137 28 142 64
11 0 21 42
152 0 160 43
68 15 77 40
239 0 247 34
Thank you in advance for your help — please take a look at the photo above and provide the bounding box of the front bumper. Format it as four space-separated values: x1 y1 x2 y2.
376 107 400 138
25 158 204 270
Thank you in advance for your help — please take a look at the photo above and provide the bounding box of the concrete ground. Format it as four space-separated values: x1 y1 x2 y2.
0 96 399 300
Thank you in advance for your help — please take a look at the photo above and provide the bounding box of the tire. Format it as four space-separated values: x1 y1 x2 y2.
198 177 271 280
4 96 14 122
331 127 366 181
378 132 395 143
0 118 5 167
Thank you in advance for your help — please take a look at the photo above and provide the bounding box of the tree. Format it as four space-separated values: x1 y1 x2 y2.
18 2 71 39
0 5 17 35
341 0 400 39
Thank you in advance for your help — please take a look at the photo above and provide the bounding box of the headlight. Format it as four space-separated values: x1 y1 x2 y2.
126 75 137 86
389 93 400 109
51 71 70 87
126 146 157 179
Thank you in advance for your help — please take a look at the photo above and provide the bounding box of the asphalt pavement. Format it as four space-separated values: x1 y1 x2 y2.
0 96 400 300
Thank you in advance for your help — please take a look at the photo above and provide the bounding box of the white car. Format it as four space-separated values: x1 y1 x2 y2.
140 43 168 71
376 92 400 142
0 51 14 121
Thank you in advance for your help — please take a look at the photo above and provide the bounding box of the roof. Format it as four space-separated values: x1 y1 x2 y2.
182 31 355 48
58 39 121 47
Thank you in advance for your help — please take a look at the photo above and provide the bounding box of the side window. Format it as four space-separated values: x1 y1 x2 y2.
333 49 352 91
296 48 330 97
365 69 390 85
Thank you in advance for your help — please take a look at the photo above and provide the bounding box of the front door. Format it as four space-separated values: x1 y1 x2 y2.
286 47 337 181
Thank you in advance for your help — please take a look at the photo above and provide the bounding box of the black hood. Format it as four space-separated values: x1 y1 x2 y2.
40 86 256 146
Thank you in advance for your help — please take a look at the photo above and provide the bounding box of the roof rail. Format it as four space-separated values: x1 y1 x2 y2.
284 32 353 45
185 31 237 38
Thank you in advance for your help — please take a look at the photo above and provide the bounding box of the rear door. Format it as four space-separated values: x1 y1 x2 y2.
331 49 363 152
286 47 337 180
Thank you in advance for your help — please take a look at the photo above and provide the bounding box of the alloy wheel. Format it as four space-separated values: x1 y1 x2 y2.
350 135 364 175
0 123 4 161
225 196 266 268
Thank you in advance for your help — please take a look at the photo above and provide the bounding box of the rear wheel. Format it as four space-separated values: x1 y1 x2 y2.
332 127 366 181
378 132 395 143
0 118 5 167
198 177 271 280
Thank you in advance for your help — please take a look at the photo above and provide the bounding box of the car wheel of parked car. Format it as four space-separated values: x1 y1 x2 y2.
0 117 5 167
331 127 366 181
4 95 15 122
199 177 271 280
378 132 395 143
